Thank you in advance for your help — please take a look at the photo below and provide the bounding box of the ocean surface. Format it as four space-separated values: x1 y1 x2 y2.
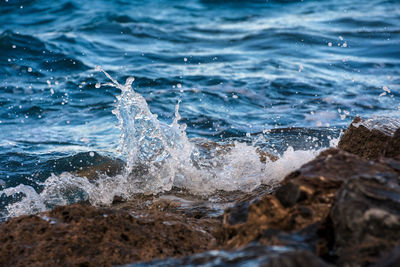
0 0 399 220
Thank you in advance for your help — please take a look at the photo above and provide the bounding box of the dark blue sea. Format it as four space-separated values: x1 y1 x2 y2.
0 0 399 219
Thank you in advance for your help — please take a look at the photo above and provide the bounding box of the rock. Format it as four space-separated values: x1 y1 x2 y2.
74 153 125 180
385 128 400 158
219 148 400 252
330 171 400 266
128 244 331 267
338 116 400 160
373 245 400 267
274 182 306 208
0 204 219 267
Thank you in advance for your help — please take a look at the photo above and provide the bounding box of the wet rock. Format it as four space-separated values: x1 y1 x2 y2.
130 244 330 267
338 116 400 160
373 245 400 267
0 204 219 267
75 153 125 180
219 149 400 251
223 185 274 225
330 172 400 266
385 128 400 158
195 139 278 163
274 182 306 208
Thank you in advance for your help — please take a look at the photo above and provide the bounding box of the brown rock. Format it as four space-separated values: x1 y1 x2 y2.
385 128 400 158
0 204 219 267
219 149 399 250
338 116 400 160
330 171 400 266
75 154 124 180
373 245 400 267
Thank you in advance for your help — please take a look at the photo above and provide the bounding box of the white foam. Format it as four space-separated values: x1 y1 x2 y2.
0 68 324 220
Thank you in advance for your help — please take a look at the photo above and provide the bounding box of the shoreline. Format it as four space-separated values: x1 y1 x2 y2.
1 116 399 266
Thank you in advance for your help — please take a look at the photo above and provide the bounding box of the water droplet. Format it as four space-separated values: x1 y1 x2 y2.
382 86 390 93
89 152 95 157
80 137 89 144
125 77 135 86
27 67 32 72
95 83 101 89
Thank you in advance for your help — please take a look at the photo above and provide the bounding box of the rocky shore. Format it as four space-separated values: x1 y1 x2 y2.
1 117 399 267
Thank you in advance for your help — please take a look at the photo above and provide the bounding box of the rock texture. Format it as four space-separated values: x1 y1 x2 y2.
338 116 400 160
385 128 400 158
331 169 400 266
0 204 219 267
219 149 399 249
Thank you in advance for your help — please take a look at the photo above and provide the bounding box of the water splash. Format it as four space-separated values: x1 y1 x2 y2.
0 68 324 220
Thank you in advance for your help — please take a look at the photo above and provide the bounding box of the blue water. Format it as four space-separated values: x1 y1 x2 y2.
0 0 399 215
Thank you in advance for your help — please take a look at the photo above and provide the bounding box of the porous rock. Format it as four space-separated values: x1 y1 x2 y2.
0 204 219 267
219 148 400 255
338 116 400 160
330 171 400 266
385 128 400 158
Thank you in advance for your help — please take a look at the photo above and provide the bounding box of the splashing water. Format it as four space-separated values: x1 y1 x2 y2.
0 68 326 220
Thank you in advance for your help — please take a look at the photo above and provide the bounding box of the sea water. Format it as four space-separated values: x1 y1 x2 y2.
0 0 399 220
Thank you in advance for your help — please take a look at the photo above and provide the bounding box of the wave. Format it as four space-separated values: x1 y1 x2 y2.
0 68 333 220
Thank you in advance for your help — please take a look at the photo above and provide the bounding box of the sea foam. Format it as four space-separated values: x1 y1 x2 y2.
0 68 327 220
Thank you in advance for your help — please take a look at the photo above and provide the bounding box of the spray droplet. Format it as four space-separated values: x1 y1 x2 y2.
27 67 32 72
80 137 89 144
94 65 101 72
382 86 390 93
95 83 101 89
125 77 135 87
89 152 95 157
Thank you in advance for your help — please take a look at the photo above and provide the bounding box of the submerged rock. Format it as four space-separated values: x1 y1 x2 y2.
0 204 219 267
74 153 125 180
338 116 400 160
